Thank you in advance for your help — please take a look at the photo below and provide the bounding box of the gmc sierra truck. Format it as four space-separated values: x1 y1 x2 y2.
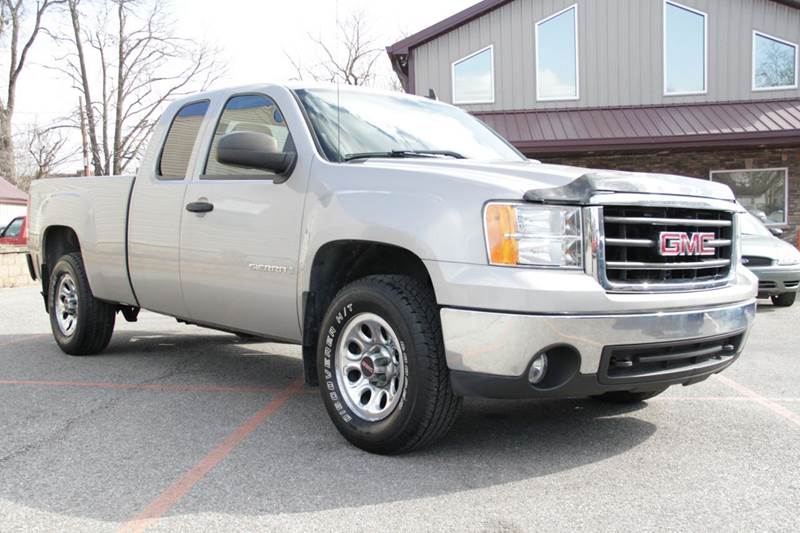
27 84 757 454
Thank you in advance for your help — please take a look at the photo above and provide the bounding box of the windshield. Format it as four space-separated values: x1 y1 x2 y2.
294 88 525 163
740 213 773 237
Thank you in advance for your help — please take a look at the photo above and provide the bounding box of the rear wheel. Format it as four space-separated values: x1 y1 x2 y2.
317 275 461 454
771 292 796 307
48 252 116 355
591 388 668 404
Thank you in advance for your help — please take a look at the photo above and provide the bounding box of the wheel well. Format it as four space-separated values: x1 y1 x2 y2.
301 241 435 386
41 226 82 311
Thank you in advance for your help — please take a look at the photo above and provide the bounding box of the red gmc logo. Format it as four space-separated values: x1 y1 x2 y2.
659 232 716 257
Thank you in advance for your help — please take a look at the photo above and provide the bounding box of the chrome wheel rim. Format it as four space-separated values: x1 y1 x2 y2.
335 313 406 422
55 273 78 336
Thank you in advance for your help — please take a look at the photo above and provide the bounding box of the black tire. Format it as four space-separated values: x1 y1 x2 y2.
48 252 116 355
771 292 796 307
317 275 461 454
591 388 668 404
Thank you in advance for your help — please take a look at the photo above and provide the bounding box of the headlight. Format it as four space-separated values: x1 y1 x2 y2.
778 251 800 266
484 203 582 268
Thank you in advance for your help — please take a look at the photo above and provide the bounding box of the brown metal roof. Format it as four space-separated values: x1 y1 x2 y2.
474 99 800 155
0 176 27 205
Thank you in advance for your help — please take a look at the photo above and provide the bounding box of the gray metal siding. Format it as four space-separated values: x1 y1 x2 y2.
412 0 800 111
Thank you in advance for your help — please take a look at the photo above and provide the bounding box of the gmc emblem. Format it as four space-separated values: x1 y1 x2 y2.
659 232 716 257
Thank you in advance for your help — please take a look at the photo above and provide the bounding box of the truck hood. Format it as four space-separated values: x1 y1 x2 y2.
352 159 736 203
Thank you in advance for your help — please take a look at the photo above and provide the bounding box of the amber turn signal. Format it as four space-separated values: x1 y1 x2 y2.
485 204 519 265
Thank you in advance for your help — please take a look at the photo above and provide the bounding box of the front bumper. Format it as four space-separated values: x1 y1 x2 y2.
747 265 800 296
441 299 756 399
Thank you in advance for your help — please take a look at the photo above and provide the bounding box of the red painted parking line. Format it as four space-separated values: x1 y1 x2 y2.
714 374 800 428
0 380 281 394
0 379 317 395
118 376 305 533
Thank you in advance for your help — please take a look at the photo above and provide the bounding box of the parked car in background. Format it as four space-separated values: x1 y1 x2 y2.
741 213 800 307
0 216 26 246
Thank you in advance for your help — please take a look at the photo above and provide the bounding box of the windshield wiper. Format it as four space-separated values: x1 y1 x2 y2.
343 150 465 162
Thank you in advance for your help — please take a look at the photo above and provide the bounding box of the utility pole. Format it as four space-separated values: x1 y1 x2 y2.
79 97 90 176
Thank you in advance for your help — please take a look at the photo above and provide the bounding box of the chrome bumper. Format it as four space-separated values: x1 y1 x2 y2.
440 299 756 377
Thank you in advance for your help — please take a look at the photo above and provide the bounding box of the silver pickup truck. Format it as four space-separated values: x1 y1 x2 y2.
27 84 757 453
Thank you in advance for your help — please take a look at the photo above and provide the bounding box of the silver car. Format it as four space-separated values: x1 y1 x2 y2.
741 213 800 307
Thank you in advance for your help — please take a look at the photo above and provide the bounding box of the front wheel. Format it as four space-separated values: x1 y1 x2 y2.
771 292 796 307
317 275 461 454
48 253 116 355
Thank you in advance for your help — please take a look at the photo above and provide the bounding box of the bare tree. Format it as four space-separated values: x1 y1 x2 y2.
0 0 64 184
53 0 222 175
15 122 78 190
287 10 384 87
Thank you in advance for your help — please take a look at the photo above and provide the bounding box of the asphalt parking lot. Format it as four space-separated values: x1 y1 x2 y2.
0 285 798 532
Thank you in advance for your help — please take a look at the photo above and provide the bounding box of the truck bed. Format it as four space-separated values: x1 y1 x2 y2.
28 175 137 306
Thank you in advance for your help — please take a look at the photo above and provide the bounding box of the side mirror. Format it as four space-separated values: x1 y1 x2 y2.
769 227 784 237
217 131 296 178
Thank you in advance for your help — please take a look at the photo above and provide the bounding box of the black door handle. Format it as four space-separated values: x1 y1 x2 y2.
186 201 214 213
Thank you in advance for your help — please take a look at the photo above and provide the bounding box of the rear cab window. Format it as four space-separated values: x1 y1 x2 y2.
158 101 210 180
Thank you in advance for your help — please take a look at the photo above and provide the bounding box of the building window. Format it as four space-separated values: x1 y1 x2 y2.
753 31 798 91
664 1 707 96
535 5 579 101
710 168 788 225
451 46 494 105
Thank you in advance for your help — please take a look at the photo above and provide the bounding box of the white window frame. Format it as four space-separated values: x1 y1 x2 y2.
710 167 789 225
752 30 799 92
535 4 580 102
663 0 708 97
451 45 495 105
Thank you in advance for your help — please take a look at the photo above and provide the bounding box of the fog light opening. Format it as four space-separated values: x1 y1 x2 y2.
528 353 548 385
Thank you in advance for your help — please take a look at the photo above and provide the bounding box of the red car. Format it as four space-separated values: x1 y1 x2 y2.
0 216 27 246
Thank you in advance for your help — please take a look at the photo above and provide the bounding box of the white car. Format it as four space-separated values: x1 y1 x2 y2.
740 213 800 307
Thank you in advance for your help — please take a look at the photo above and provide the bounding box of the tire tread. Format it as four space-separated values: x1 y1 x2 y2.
50 252 116 355
327 274 461 453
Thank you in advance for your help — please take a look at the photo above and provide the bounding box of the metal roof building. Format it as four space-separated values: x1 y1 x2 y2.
388 0 800 240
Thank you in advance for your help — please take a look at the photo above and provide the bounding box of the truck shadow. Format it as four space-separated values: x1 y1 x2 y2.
0 331 657 522
203 395 656 516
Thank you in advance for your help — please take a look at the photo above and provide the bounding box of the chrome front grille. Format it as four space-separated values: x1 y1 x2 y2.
597 206 736 291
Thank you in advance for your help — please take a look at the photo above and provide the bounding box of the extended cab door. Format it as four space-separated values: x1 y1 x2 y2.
178 92 309 341
128 100 211 317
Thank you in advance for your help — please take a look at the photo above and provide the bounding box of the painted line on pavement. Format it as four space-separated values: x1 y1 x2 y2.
0 379 312 395
714 374 800 428
117 376 305 533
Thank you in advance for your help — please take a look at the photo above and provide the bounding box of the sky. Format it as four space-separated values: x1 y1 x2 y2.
10 0 477 171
